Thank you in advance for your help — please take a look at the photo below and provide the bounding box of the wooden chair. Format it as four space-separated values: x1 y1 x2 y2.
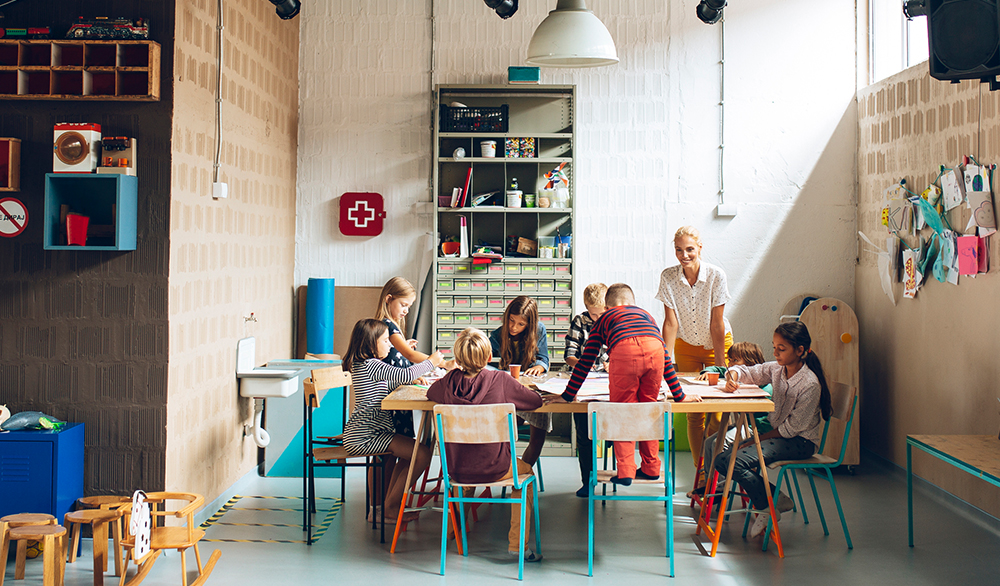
756 383 858 551
587 402 674 578
3 525 67 586
435 403 541 581
117 492 220 586
303 366 388 544
64 508 125 586
74 496 131 575
0 514 57 586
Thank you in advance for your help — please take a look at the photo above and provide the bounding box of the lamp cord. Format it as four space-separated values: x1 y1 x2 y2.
214 0 225 184
718 15 725 205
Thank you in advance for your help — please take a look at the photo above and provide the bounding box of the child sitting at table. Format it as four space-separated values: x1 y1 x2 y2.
554 283 701 486
489 295 550 467
714 321 831 538
342 319 444 524
428 328 544 562
564 282 610 497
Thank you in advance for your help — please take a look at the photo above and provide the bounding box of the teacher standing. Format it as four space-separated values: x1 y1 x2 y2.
655 226 733 494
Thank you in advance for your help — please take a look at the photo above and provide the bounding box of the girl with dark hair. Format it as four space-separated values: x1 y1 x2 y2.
342 318 444 523
715 321 831 539
488 296 550 465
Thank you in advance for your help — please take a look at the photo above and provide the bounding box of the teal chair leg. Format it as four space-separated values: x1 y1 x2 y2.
666 455 674 577
791 469 810 524
587 476 595 577
783 470 797 513
517 481 528 580
535 458 544 493
458 487 470 556
532 477 542 555
826 468 853 549
439 484 450 576
807 470 830 535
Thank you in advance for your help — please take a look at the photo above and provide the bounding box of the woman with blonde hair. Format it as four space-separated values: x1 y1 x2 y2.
655 226 733 497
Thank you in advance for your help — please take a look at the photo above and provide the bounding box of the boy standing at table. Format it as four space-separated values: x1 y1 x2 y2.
552 283 700 485
565 282 610 497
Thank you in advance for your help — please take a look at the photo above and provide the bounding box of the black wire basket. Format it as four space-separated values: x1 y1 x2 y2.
440 104 509 133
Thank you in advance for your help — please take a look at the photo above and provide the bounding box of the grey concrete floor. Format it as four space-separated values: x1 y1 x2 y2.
8 451 999 585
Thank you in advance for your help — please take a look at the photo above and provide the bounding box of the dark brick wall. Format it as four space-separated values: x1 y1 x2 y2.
0 1 173 494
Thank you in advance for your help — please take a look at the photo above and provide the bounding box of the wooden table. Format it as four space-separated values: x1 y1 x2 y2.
907 435 1000 546
382 380 778 557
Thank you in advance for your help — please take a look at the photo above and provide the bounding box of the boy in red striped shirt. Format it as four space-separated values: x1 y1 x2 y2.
553 283 701 485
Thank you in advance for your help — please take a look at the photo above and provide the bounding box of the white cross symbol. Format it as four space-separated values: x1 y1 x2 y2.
348 200 376 228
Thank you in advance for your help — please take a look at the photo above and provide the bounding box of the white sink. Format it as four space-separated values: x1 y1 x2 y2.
236 337 298 398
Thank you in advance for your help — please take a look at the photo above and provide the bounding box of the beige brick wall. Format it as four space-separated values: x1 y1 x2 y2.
858 67 1000 517
168 0 298 499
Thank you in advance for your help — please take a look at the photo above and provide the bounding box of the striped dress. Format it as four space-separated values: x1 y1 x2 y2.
343 357 435 455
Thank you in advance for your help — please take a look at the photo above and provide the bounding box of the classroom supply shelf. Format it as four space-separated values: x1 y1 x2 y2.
433 83 577 385
0 40 160 100
43 173 137 250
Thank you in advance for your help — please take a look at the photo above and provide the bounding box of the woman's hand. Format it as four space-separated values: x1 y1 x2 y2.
725 370 740 392
524 365 546 376
543 394 567 404
428 351 444 367
694 372 709 381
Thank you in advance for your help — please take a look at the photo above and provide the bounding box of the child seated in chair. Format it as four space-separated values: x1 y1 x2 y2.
427 328 544 562
551 283 701 486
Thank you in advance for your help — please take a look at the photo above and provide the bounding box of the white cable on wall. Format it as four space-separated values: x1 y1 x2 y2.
214 0 225 184
718 15 725 206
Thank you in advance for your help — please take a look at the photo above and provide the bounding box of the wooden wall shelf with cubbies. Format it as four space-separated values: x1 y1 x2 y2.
0 40 160 101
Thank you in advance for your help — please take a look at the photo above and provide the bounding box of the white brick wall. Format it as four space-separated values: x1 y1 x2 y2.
296 0 857 350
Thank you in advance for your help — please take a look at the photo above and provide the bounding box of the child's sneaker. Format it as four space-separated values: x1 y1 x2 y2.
610 476 632 486
749 510 780 538
508 549 543 562
576 485 590 498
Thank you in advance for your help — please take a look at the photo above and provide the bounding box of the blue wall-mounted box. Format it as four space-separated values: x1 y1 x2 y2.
508 66 540 84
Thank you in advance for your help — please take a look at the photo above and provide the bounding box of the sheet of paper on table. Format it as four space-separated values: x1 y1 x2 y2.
681 383 769 399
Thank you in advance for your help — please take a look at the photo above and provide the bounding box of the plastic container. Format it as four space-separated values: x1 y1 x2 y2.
505 190 522 208
480 141 496 158
66 213 89 245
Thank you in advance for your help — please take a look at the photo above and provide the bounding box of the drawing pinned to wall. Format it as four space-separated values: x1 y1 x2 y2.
941 169 964 211
922 184 941 206
902 248 921 299
957 235 979 276
945 232 960 285
966 189 996 235
963 164 989 193
978 236 989 274
887 198 912 233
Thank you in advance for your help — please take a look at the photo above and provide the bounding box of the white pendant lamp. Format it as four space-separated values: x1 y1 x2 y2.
526 0 618 68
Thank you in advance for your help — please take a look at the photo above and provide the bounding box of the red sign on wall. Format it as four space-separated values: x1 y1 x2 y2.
339 192 386 236
0 197 28 238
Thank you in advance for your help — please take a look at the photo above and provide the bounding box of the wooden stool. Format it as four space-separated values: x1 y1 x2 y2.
3 525 67 586
64 509 124 586
0 514 56 585
74 497 129 573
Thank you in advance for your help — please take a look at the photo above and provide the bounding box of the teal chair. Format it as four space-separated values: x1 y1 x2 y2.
435 403 542 581
753 382 858 551
587 402 674 577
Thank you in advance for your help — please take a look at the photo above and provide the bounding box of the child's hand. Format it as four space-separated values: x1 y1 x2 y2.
429 351 444 367
407 338 419 350
413 377 429 386
442 359 458 371
524 365 546 376
679 394 703 403
694 372 709 381
565 356 579 367
725 370 740 392
543 394 567 404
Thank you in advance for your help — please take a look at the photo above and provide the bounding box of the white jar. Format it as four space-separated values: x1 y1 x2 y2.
505 190 522 208
481 141 497 158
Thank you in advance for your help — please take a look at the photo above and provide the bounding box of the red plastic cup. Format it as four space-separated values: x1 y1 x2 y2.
706 372 720 385
66 213 90 246
509 364 521 379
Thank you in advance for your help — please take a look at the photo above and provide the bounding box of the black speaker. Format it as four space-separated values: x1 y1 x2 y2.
919 0 1000 81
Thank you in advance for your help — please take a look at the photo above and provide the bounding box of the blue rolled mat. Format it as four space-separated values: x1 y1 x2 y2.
306 278 336 355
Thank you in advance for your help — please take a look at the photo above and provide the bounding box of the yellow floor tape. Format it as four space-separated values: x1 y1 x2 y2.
200 494 342 544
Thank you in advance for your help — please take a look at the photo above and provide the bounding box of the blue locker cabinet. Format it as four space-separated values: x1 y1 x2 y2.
0 422 84 519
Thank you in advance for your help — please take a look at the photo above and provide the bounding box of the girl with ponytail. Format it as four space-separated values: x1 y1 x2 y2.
716 321 830 539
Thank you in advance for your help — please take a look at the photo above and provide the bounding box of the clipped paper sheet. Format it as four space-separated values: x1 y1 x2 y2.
941 169 964 211
887 199 912 233
964 164 989 192
979 235 989 273
945 232 960 285
966 190 997 236
957 235 979 275
902 248 921 299
860 231 896 305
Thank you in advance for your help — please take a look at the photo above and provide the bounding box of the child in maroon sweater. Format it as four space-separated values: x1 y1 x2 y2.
554 284 701 485
427 327 544 562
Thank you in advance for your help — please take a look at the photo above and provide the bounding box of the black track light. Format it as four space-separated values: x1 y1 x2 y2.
484 0 518 20
268 0 300 20
696 0 727 25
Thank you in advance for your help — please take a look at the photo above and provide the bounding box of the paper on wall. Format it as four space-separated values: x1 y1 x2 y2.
922 184 942 206
964 164 989 193
978 235 989 274
902 248 921 299
887 199 912 233
965 190 997 236
944 231 960 285
941 170 964 211
957 235 979 275
859 231 896 305
909 196 926 231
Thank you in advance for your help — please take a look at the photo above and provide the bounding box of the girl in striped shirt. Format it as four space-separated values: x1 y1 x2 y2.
343 318 444 523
